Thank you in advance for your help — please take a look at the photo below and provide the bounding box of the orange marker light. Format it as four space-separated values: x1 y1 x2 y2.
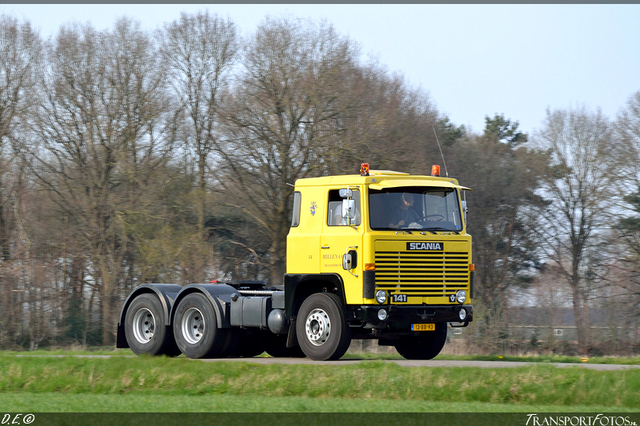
431 165 440 177
469 264 475 271
364 263 376 271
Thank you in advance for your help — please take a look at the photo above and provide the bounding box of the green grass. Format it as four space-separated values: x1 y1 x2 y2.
6 347 640 365
2 392 637 413
1 354 639 412
432 354 640 365
0 348 136 356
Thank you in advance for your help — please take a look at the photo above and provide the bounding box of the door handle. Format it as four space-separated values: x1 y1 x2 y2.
321 245 330 249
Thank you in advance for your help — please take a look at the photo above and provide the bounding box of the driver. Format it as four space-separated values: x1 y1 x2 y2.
389 193 420 229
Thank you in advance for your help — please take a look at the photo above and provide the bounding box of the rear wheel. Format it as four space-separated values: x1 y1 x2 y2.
124 293 180 356
173 293 228 359
296 293 351 361
394 322 447 360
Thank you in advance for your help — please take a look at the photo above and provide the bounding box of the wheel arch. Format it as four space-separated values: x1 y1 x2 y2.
171 284 238 330
116 284 182 349
284 274 346 319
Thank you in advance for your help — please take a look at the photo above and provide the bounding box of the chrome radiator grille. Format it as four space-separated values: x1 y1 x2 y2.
374 251 469 297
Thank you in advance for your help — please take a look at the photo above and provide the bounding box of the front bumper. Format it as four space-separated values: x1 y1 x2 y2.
347 304 473 328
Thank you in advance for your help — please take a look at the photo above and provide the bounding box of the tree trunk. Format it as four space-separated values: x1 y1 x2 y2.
100 268 116 346
269 216 288 286
571 282 588 354
198 152 207 231
269 238 286 286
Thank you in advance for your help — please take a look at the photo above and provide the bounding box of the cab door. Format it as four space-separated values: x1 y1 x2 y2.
287 188 323 274
320 188 364 305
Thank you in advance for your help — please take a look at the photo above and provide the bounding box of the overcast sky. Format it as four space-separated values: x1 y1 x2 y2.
3 4 639 135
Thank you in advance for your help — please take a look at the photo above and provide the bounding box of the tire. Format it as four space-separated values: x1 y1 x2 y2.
217 328 244 358
264 334 305 358
173 293 228 359
296 292 351 361
124 293 180 356
394 322 447 360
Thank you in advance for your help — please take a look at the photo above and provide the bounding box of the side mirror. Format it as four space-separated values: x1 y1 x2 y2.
342 199 356 220
342 250 358 270
339 188 353 199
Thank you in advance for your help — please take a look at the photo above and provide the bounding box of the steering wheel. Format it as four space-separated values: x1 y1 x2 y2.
425 214 444 221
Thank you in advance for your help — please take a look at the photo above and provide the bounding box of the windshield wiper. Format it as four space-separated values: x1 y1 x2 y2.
423 227 459 234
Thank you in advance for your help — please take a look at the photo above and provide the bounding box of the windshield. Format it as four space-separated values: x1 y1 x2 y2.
369 187 463 232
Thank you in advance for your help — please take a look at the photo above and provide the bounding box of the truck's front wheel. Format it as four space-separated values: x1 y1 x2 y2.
394 322 447 360
173 293 228 359
296 293 351 361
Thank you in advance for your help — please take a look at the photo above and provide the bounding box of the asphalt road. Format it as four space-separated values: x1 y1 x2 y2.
9 355 639 370
198 357 639 370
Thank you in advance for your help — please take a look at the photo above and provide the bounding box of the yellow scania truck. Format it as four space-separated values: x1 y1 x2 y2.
117 164 474 361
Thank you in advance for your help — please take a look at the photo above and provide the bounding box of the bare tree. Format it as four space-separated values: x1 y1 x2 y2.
323 65 441 175
617 91 640 188
533 105 618 354
28 19 172 345
215 17 362 284
0 15 42 260
0 15 44 348
159 11 239 231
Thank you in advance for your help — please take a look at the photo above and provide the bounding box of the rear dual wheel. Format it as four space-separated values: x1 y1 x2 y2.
124 293 181 356
173 293 229 359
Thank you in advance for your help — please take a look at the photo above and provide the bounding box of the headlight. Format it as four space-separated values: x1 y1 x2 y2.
459 308 467 321
377 309 388 321
375 290 387 304
456 290 467 304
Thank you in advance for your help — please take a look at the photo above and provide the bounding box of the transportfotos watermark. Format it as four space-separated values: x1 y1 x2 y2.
526 414 638 426
1 414 36 425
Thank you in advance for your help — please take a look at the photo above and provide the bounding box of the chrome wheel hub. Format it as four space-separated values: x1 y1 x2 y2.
132 308 155 344
182 307 205 344
305 308 331 347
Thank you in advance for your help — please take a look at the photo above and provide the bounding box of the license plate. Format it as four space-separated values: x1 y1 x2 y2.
411 323 435 331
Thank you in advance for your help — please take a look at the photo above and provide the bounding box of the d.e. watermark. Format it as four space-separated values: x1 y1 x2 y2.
1 414 35 425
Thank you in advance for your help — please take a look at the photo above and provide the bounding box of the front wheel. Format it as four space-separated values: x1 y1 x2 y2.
394 322 447 360
124 293 180 356
296 293 351 361
173 293 228 359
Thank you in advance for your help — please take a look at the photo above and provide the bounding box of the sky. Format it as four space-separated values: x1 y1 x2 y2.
2 4 639 136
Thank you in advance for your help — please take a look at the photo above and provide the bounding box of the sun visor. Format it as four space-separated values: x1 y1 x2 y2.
369 179 472 191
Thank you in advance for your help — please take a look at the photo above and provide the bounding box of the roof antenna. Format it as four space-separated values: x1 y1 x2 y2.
432 124 449 178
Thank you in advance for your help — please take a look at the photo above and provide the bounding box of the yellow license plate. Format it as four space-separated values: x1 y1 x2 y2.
411 323 435 331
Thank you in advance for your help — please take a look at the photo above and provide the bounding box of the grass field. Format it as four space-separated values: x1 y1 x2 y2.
4 347 640 364
1 352 640 412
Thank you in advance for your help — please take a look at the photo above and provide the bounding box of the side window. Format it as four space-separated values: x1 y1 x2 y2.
291 192 301 227
327 189 360 226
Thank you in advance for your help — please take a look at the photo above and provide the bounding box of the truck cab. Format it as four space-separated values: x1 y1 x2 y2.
285 164 473 359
